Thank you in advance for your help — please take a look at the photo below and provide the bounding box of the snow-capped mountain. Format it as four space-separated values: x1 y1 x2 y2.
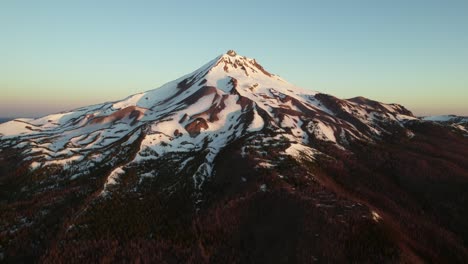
0 50 416 192
1 51 468 263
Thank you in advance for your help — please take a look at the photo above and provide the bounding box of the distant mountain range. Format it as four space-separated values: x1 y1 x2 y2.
0 51 467 263
422 115 468 135
0 118 13 124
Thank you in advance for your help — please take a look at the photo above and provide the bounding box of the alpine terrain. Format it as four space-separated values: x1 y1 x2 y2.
1 51 467 263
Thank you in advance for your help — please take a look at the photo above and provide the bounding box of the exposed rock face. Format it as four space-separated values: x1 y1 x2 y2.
226 49 237 56
89 106 146 125
184 117 209 137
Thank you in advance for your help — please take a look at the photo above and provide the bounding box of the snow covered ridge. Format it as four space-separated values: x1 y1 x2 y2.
422 115 468 123
0 50 417 191
422 115 468 135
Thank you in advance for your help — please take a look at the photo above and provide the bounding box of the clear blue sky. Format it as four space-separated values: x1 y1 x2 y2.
1 0 467 117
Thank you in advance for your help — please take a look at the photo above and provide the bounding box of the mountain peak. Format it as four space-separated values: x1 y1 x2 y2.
213 51 273 78
226 49 237 56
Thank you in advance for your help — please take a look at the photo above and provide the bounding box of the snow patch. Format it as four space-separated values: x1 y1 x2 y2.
285 143 316 159
29 161 41 171
371 211 382 222
257 161 275 168
248 106 264 132
308 121 337 143
101 167 125 196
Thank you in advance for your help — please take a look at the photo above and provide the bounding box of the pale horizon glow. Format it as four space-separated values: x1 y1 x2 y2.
1 0 467 118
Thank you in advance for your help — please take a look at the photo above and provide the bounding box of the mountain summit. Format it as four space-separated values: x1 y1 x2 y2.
1 51 467 263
